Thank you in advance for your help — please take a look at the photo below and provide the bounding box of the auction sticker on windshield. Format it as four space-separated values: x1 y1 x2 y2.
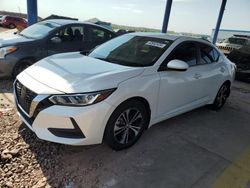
145 41 166 48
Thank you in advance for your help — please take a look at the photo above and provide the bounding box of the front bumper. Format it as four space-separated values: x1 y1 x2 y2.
14 81 115 146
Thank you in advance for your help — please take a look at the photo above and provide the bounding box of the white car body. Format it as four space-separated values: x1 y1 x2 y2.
15 33 236 147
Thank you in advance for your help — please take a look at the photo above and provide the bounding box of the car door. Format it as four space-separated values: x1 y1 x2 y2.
157 42 207 118
47 24 87 55
197 42 225 100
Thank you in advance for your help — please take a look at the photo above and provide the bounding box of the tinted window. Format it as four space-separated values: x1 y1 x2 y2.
90 27 105 42
107 32 115 40
89 35 172 67
87 27 115 42
168 42 197 66
200 44 220 64
228 38 247 45
54 25 84 42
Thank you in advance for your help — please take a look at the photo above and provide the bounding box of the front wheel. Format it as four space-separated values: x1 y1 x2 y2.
9 23 16 29
104 100 149 150
210 83 230 110
13 60 33 78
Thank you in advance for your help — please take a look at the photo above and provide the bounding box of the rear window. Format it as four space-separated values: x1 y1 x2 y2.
227 38 247 45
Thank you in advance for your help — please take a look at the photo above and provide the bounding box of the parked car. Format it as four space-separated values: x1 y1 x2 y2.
14 33 236 150
217 35 250 82
216 35 250 55
0 19 117 78
0 15 28 29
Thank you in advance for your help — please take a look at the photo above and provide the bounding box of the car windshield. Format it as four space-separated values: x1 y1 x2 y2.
88 35 172 67
20 21 60 39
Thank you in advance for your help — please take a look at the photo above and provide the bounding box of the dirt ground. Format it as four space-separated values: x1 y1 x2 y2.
0 79 250 188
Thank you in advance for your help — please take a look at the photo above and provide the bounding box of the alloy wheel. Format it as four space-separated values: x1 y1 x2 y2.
216 85 228 108
113 108 143 144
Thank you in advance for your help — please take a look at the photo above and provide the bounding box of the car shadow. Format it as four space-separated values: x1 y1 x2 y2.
0 78 14 94
17 105 236 187
17 106 190 187
18 122 102 187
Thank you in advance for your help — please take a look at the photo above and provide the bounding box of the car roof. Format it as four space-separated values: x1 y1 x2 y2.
127 32 215 46
128 32 180 41
5 15 23 19
128 32 211 42
229 36 248 40
43 19 115 33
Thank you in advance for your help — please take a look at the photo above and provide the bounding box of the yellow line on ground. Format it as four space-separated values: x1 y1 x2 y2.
212 147 250 188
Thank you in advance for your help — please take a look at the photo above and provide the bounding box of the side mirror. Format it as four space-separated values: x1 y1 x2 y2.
167 59 189 71
50 36 62 44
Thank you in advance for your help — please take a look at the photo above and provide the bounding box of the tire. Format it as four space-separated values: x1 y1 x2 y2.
9 23 16 29
104 100 149 150
13 60 33 78
210 83 230 111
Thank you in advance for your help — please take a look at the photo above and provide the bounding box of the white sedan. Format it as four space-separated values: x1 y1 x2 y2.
15 33 236 150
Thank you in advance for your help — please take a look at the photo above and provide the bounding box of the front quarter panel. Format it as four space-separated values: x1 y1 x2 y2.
105 69 160 127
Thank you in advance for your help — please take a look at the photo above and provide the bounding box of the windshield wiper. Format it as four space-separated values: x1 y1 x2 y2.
92 57 144 67
93 57 116 64
106 58 143 67
95 57 107 61
18 33 27 37
18 33 35 39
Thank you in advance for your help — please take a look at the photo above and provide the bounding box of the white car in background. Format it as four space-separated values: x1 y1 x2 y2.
14 33 236 150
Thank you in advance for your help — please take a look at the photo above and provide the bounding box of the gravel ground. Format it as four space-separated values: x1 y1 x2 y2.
0 80 69 188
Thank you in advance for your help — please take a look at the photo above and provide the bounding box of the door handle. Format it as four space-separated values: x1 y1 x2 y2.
193 73 202 79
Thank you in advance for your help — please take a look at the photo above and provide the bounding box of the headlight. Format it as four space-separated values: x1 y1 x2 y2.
0 46 17 59
49 89 116 106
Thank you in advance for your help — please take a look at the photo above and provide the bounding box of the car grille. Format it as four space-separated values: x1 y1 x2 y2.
15 80 37 115
217 46 234 52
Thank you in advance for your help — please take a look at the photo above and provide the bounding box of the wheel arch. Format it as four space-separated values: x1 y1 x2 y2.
222 80 231 97
12 57 36 77
111 96 151 129
223 80 231 87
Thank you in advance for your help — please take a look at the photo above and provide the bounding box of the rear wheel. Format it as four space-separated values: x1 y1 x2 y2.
13 60 33 78
210 83 230 110
104 100 149 150
9 23 16 29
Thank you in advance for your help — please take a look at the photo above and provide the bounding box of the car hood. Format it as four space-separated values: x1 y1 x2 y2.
22 52 144 93
0 32 33 47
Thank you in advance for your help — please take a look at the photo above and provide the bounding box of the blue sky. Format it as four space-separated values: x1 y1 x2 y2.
1 0 249 35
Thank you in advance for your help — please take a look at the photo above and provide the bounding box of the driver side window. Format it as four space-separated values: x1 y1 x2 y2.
168 42 197 66
53 26 84 42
